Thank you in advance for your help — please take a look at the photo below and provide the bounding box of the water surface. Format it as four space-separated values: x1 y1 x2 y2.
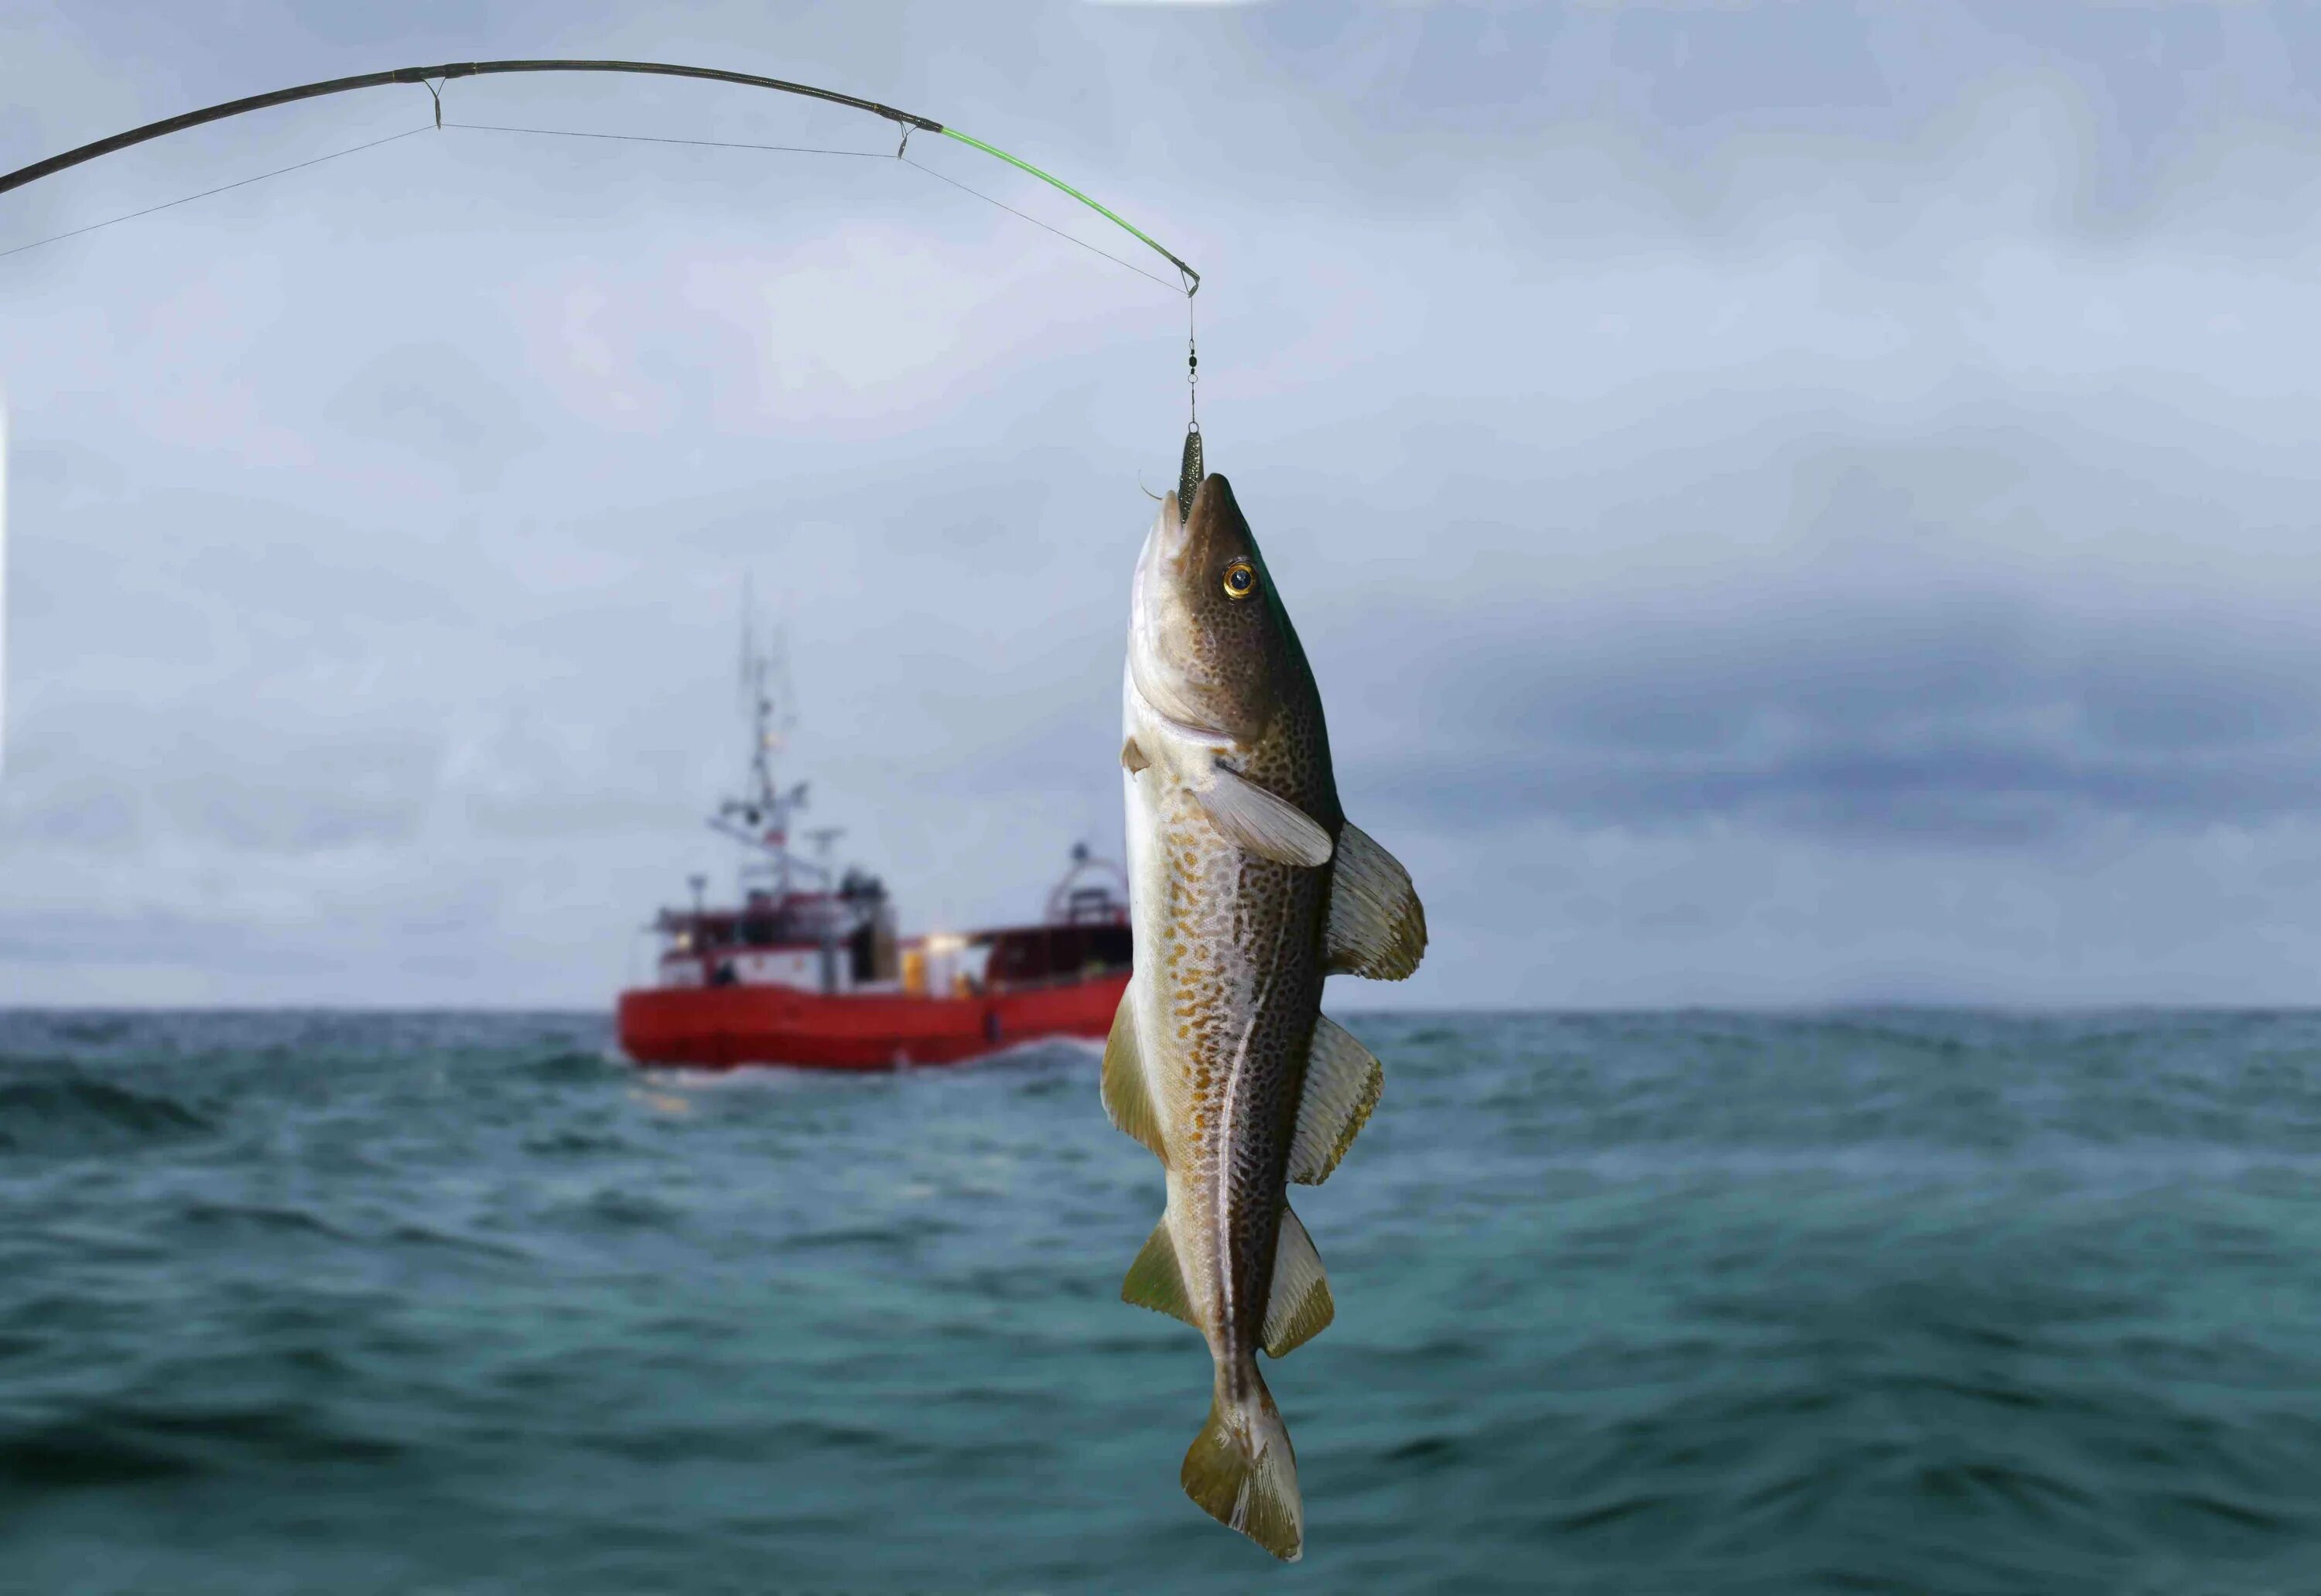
2 1009 2318 1594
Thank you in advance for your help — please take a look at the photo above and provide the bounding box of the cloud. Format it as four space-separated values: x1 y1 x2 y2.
323 342 545 490
12 1 2321 1006
1303 412 2321 847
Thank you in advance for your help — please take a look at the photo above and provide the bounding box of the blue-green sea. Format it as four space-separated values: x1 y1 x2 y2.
2 1009 2319 1595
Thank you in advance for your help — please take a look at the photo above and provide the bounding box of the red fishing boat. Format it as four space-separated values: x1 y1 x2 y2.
616 626 1130 1070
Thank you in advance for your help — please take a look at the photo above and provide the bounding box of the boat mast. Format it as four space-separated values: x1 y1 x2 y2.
709 595 814 898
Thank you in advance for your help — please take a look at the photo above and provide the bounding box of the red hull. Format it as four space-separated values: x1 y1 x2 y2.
616 972 1130 1070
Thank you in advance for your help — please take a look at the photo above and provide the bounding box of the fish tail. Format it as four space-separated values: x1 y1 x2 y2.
1180 1362 1304 1562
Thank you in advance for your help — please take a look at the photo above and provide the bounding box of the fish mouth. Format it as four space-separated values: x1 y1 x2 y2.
1129 496 1236 746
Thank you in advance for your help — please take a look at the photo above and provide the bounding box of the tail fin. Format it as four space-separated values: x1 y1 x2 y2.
1180 1365 1304 1561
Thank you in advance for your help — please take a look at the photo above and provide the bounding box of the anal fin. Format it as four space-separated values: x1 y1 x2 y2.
1287 1015 1383 1186
1100 987 1165 1160
1325 821 1427 979
1123 1218 1198 1330
1260 1207 1333 1357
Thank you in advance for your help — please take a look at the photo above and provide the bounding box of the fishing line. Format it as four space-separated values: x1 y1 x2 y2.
438 120 1184 294
900 154 1181 295
0 59 1202 292
1188 292 1200 425
0 123 431 263
0 59 1208 433
441 121 888 161
935 126 1195 296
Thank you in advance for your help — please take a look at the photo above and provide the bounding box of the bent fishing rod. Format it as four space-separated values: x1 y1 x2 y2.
2 57 1212 485
0 58 1199 296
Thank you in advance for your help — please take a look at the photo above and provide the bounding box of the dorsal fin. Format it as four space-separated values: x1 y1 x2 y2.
1261 1207 1333 1357
1287 1016 1383 1185
1325 821 1426 980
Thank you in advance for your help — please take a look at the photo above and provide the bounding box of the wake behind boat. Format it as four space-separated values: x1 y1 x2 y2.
615 624 1130 1071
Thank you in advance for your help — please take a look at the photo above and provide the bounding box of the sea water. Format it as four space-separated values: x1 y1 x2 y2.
2 1009 2318 1594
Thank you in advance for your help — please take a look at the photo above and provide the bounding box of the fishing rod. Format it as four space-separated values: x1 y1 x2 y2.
0 59 1201 297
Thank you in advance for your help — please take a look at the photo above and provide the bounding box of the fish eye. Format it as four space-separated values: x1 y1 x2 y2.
1222 560 1256 600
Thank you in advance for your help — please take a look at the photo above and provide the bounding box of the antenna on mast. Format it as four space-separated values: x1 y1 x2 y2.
738 573 754 712
713 586 810 896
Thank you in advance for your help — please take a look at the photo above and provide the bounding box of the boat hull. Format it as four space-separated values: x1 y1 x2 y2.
615 972 1130 1070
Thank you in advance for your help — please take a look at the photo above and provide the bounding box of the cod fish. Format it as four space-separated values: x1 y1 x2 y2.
1106 469 1426 1561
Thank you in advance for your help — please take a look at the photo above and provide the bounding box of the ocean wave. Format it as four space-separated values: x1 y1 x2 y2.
522 1128 632 1157
0 1070 212 1153
175 1201 351 1242
0 1420 199 1491
5 1008 2321 1591
521 1049 624 1084
0 1400 405 1495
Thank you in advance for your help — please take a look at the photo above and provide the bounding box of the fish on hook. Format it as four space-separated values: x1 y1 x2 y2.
1106 456 1426 1561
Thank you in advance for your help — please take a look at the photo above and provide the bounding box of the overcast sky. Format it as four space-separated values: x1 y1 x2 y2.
9 0 2321 1008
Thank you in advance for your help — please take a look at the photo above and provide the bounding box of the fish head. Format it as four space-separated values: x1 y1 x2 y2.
1130 473 1307 745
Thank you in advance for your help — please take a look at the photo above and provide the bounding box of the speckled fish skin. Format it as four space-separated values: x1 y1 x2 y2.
1109 471 1424 1563
1133 470 1332 1430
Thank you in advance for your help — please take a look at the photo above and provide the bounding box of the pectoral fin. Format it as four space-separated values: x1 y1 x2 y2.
1287 1016 1383 1186
1101 988 1165 1159
1325 821 1427 980
1197 769 1333 868
1121 735 1150 774
1123 1218 1198 1330
1261 1207 1334 1357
